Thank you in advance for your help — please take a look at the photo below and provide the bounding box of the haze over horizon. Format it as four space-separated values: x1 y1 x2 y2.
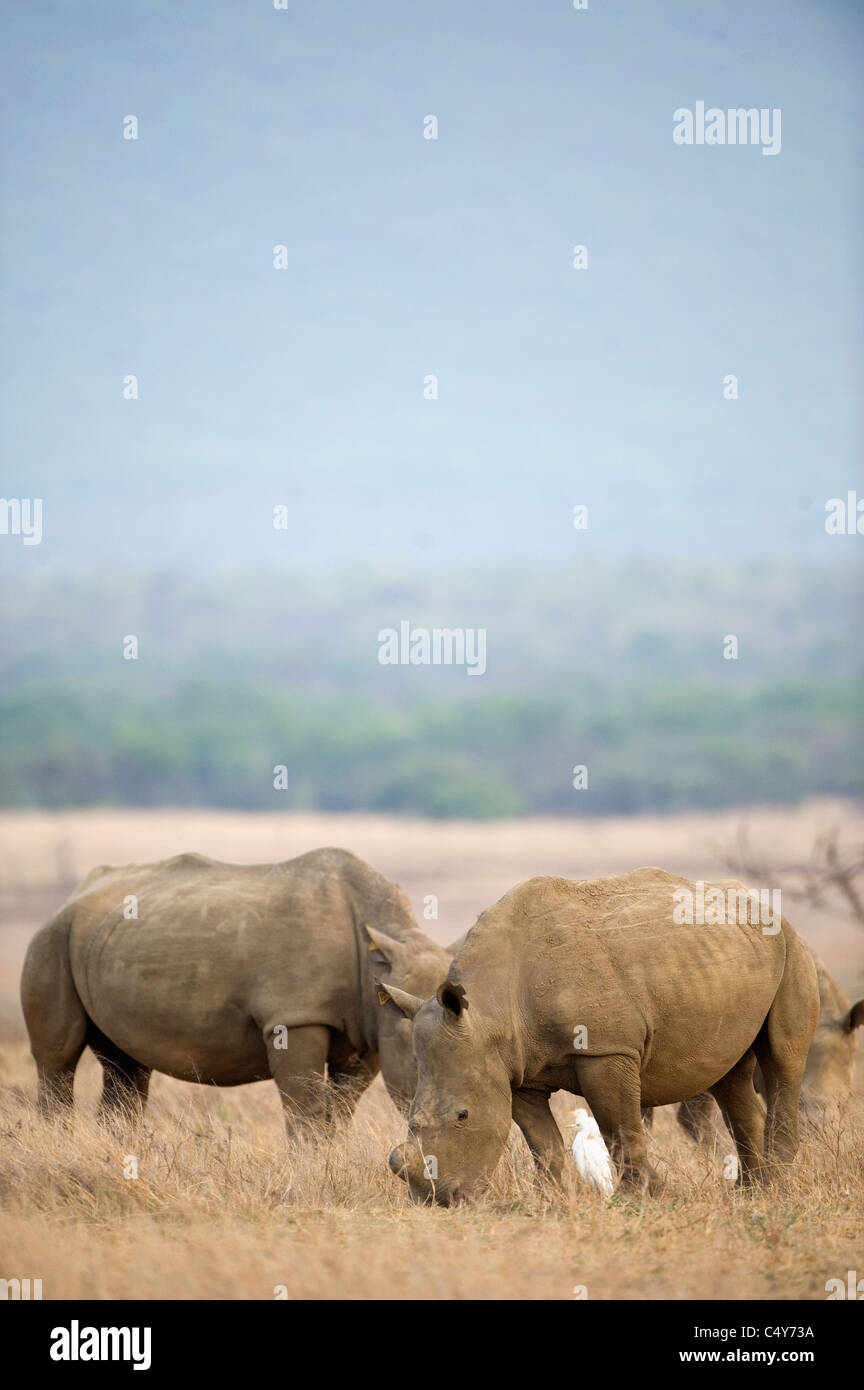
2 0 862 576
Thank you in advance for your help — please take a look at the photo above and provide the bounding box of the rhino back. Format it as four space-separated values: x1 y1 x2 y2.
63 849 363 1082
456 868 791 1104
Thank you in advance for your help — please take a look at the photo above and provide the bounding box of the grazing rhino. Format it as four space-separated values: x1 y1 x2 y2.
20 847 451 1133
386 868 819 1204
675 951 864 1142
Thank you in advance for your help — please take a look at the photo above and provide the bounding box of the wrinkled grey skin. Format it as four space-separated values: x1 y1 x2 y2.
388 869 820 1205
675 952 864 1142
21 847 451 1132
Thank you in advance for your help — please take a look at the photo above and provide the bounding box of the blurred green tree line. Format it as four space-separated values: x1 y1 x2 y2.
0 565 860 816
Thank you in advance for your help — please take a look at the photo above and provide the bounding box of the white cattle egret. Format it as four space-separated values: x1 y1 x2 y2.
566 1107 615 1196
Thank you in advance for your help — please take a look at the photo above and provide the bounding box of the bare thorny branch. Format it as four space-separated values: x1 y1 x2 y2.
720 824 864 930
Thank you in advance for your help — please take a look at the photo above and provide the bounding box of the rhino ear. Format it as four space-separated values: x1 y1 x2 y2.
437 979 468 1017
377 981 425 1019
364 925 404 971
843 1000 864 1032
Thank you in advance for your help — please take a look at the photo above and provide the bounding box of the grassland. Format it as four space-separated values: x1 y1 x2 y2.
1 804 862 1300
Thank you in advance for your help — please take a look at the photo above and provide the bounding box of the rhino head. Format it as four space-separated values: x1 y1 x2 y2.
800 994 864 1117
364 926 452 1113
386 976 513 1205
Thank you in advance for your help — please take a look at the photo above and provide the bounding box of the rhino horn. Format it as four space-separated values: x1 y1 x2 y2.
377 982 425 1019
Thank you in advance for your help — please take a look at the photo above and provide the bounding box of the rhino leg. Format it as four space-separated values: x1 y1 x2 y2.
754 935 819 1171
20 915 87 1119
265 1024 331 1137
755 1046 804 1169
88 1025 152 1124
708 1050 765 1184
676 1092 718 1145
577 1055 662 1194
753 1028 807 1170
35 1057 83 1119
512 1088 565 1182
326 1052 379 1124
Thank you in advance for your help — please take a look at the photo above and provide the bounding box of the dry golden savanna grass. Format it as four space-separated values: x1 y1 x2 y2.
1 804 862 1300
1 1050 861 1301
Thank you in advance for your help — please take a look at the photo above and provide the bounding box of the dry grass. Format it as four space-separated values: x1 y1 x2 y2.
1 806 862 1300
0 1047 861 1301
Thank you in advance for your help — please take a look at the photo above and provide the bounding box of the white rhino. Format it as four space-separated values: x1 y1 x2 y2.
386 868 820 1204
20 847 451 1133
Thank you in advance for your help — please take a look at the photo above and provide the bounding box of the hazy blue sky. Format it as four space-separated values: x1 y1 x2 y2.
2 0 862 573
